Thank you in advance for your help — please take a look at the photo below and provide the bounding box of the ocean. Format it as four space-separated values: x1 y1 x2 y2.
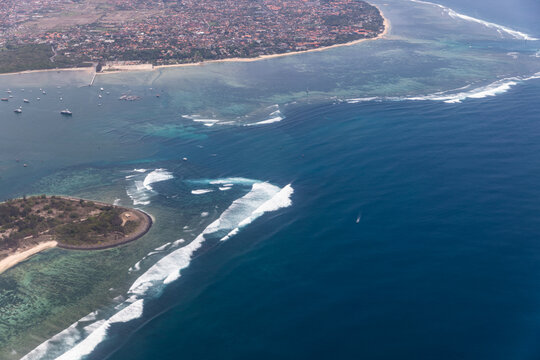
0 0 539 359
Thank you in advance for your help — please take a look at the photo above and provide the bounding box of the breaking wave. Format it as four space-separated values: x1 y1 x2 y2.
183 106 284 127
245 109 284 126
182 115 221 127
125 168 174 205
22 179 293 360
191 189 214 195
346 73 540 104
410 0 538 41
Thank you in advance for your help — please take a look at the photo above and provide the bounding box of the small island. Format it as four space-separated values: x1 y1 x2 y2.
0 195 152 273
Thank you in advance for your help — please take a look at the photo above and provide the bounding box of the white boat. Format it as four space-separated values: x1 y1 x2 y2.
60 109 73 116
14 107 22 114
23 99 30 103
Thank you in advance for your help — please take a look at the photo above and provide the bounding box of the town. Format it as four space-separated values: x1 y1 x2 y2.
0 0 384 73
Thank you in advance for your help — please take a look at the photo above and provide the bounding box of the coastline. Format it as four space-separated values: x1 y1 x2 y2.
0 66 95 77
0 241 57 274
0 7 389 78
0 196 153 274
150 8 390 72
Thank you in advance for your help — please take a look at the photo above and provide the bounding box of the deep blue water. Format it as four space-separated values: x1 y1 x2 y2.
97 79 540 360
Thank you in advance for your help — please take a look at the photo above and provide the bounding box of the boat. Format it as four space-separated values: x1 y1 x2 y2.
14 108 22 114
42 90 46 95
23 99 30 103
1 98 8 101
100 87 104 91
60 109 73 116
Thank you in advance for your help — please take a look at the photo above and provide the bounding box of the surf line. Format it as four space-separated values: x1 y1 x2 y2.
21 180 294 360
410 0 538 41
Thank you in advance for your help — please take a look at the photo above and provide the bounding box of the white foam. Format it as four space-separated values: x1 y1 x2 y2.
183 114 222 126
219 186 232 191
410 0 538 40
201 212 209 217
191 189 214 195
507 52 519 59
172 239 185 246
193 119 220 127
133 169 148 173
246 110 284 126
206 177 259 185
403 74 540 103
345 73 540 104
143 169 174 191
23 179 294 360
126 168 174 205
154 242 171 251
128 260 142 273
54 300 144 360
345 97 380 104
128 181 293 297
220 184 293 241
126 179 151 205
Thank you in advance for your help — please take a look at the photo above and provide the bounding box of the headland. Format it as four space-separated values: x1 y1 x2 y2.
0 195 152 273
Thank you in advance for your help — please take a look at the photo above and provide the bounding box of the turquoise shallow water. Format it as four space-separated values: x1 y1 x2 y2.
0 0 539 359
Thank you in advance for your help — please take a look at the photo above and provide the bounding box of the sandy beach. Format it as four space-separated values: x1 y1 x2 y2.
0 66 95 77
0 241 57 274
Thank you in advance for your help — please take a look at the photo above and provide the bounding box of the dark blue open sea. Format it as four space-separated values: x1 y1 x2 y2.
0 0 539 359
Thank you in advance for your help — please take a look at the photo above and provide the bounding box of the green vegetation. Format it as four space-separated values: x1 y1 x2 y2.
55 207 136 245
0 196 147 254
0 44 91 74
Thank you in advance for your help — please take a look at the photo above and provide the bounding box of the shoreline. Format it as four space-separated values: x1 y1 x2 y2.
0 7 389 78
150 8 390 72
0 196 153 274
0 241 57 274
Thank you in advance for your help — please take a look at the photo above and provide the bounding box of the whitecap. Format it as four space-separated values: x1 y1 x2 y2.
23 180 294 360
345 73 540 104
191 189 214 195
183 114 221 126
410 0 538 40
129 181 293 297
246 109 284 126
126 168 174 205
142 169 174 191
54 300 144 360
154 242 171 251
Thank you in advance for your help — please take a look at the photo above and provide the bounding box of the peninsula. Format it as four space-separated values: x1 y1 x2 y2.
0 0 385 74
0 195 152 273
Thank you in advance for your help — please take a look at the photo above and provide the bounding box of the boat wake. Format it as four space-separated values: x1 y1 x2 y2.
410 0 538 41
346 72 540 104
22 177 293 360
